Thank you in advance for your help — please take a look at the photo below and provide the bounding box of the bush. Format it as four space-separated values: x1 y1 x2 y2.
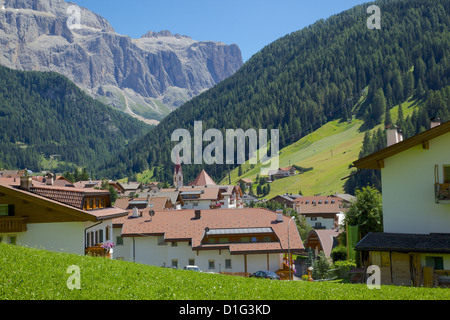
333 260 357 279
312 252 332 279
330 245 347 262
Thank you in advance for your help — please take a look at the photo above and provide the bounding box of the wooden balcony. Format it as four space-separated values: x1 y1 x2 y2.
0 217 27 233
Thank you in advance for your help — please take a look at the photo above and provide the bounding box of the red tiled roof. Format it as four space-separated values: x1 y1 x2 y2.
294 196 343 214
30 185 108 209
189 170 216 186
179 186 223 200
0 179 127 221
119 208 304 254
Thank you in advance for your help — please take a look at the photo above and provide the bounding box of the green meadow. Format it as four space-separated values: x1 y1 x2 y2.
0 244 447 300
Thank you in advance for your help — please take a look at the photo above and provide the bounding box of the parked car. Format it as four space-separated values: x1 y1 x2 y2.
249 270 280 280
183 265 201 272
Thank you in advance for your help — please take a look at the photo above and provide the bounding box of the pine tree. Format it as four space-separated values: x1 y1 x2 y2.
372 89 387 124
384 108 392 127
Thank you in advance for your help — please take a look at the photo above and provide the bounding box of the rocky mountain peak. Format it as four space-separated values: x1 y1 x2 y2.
0 0 243 123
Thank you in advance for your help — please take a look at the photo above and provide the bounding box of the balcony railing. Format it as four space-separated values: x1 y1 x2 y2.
435 183 450 202
0 217 27 233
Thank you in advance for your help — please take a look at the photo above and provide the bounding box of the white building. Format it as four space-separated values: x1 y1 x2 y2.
112 208 304 275
354 120 450 286
0 175 127 256
294 196 345 230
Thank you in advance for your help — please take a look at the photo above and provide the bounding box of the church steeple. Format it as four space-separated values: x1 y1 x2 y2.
173 154 183 188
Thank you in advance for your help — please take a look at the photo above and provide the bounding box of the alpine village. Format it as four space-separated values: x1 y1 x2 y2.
0 0 449 302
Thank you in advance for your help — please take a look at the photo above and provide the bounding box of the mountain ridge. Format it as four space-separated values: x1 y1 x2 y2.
0 0 243 122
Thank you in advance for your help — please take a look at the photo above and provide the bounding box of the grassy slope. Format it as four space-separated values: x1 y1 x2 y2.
0 244 448 300
221 97 419 198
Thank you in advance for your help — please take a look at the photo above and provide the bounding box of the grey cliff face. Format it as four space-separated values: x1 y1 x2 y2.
0 0 243 123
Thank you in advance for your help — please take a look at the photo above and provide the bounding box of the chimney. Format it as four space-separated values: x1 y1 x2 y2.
276 209 283 223
20 175 32 190
46 173 55 185
386 124 403 147
430 117 441 129
132 207 140 218
194 209 201 219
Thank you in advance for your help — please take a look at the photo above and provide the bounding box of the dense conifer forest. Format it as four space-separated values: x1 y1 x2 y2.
96 0 449 189
0 65 150 173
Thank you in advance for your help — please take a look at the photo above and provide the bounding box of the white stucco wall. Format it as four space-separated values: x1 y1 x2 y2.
5 222 86 255
381 131 450 234
305 216 335 230
113 234 282 273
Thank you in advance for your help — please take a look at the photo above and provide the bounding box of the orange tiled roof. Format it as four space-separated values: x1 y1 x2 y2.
29 185 108 210
189 169 216 186
179 186 223 200
294 196 342 214
0 179 127 221
119 208 304 254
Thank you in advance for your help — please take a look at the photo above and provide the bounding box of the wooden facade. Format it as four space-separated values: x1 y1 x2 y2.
0 185 95 229
368 251 449 287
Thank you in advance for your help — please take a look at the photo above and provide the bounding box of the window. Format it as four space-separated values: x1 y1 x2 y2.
219 238 229 244
426 256 444 270
8 235 16 245
0 204 8 216
444 166 450 183
188 259 195 266
171 260 178 269
99 230 104 243
105 226 110 241
116 236 124 246
89 231 95 246
86 233 91 247
225 259 232 269
263 236 271 242
157 236 167 246
310 217 317 221
208 260 215 269
241 237 250 243
171 242 177 247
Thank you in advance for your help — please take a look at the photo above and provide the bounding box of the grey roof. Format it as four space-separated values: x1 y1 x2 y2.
355 232 450 253
129 200 149 205
122 183 141 190
270 194 296 202
141 191 181 204
206 228 273 236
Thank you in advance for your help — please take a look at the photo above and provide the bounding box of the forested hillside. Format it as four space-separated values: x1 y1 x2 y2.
0 65 150 172
97 0 449 186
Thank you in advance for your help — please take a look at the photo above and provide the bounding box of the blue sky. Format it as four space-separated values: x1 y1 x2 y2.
70 0 367 62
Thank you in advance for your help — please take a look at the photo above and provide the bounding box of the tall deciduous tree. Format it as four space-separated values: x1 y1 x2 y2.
344 186 383 238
